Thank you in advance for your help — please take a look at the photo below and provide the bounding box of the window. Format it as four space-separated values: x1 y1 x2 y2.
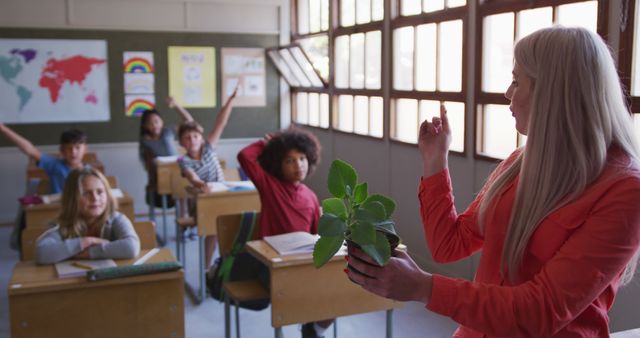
476 0 600 160
390 3 466 152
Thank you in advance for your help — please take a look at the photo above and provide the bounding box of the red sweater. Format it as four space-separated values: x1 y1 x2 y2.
420 148 640 337
238 140 319 239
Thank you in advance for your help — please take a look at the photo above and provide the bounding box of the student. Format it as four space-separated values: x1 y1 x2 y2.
177 87 238 268
35 167 140 264
0 124 88 194
346 26 640 337
238 128 329 338
139 96 194 207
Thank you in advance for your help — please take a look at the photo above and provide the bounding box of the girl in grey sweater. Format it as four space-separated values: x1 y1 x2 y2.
35 168 140 264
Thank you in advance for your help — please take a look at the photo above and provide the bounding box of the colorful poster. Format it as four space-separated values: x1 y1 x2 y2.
168 46 216 108
0 38 110 123
123 52 154 73
221 48 266 107
125 94 155 117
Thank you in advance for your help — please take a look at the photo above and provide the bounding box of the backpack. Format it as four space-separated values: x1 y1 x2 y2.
207 212 270 310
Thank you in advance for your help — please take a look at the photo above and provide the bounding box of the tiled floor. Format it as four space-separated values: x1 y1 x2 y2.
0 216 458 338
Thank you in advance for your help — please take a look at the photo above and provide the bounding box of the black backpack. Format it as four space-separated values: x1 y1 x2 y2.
207 212 270 310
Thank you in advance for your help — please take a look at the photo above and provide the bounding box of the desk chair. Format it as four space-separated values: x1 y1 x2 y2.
20 220 158 261
217 214 269 338
170 172 206 304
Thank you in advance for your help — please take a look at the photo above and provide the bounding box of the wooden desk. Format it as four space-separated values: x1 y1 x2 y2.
246 240 402 336
194 189 261 237
8 248 184 338
24 192 135 229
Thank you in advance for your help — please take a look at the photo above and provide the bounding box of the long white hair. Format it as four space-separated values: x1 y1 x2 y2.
478 26 640 284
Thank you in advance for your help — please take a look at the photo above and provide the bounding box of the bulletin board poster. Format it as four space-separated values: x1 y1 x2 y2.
168 46 216 108
123 51 155 117
221 48 266 107
0 38 110 124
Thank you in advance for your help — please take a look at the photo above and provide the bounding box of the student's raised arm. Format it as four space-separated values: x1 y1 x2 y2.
166 96 195 123
206 86 238 146
0 123 41 161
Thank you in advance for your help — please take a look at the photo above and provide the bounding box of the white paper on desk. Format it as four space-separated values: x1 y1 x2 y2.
264 231 320 256
155 155 179 164
224 181 256 189
55 259 116 279
41 193 61 204
207 182 229 192
111 188 124 198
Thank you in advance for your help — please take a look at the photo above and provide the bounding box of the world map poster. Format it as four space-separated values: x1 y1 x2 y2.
0 39 110 124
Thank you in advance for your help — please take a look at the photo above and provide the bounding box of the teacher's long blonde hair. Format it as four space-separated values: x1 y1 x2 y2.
478 26 640 284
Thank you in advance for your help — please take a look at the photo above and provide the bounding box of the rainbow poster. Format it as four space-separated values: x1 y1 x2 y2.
125 94 155 117
123 52 155 117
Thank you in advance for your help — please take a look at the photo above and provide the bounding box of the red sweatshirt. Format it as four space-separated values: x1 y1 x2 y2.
238 140 319 239
420 147 640 337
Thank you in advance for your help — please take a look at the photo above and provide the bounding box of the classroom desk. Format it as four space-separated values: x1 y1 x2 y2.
179 188 260 304
153 159 181 244
24 192 135 229
246 240 402 338
8 248 185 338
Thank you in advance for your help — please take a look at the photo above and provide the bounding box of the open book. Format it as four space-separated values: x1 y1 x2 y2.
55 259 117 279
263 231 320 256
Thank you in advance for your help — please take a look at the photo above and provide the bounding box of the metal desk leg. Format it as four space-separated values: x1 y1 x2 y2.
334 319 337 337
225 295 231 338
235 301 240 338
274 327 283 338
386 309 393 338
161 194 168 245
199 235 206 302
175 203 182 263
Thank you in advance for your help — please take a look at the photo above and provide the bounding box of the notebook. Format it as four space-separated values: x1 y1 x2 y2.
155 155 180 164
55 259 117 279
264 231 320 256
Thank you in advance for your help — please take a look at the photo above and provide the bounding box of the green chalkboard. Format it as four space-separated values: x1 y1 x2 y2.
0 28 280 146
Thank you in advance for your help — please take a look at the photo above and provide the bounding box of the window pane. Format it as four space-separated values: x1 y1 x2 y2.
634 0 640 96
356 0 371 24
439 20 463 92
415 23 437 91
296 92 309 124
401 0 422 16
365 31 382 89
338 95 354 132
341 0 356 27
447 0 466 9
268 50 300 86
280 49 312 87
321 0 330 31
482 13 514 93
309 92 320 126
370 96 383 137
424 0 444 13
395 99 418 143
309 0 321 33
335 35 350 88
481 104 517 159
372 0 384 21
556 1 598 33
354 95 369 134
394 26 415 90
350 33 365 89
320 93 330 128
444 101 465 152
291 47 325 87
298 0 310 35
517 7 552 40
298 35 329 82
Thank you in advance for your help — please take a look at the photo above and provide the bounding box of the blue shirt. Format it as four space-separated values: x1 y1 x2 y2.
37 154 71 194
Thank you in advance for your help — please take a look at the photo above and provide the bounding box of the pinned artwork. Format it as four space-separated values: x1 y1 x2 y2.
221 48 266 107
123 52 155 116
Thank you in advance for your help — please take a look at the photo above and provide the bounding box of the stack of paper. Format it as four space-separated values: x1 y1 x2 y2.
155 155 180 164
264 231 320 256
55 259 117 279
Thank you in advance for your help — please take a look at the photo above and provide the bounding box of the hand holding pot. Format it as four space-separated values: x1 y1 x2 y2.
346 246 433 304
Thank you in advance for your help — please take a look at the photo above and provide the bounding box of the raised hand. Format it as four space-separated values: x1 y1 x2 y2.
418 104 451 177
165 96 176 108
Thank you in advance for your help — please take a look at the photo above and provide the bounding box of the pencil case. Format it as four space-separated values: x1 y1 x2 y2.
86 261 182 281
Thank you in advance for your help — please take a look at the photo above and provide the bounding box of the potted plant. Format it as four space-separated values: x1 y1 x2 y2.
313 159 400 268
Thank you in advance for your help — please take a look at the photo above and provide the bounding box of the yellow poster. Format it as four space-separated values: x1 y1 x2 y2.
168 46 216 108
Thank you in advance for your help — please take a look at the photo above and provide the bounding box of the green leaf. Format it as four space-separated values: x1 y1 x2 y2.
322 198 347 218
353 182 368 204
374 220 397 235
354 201 386 223
318 213 347 237
361 231 391 266
365 194 396 218
327 160 357 198
313 236 344 268
350 220 376 245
